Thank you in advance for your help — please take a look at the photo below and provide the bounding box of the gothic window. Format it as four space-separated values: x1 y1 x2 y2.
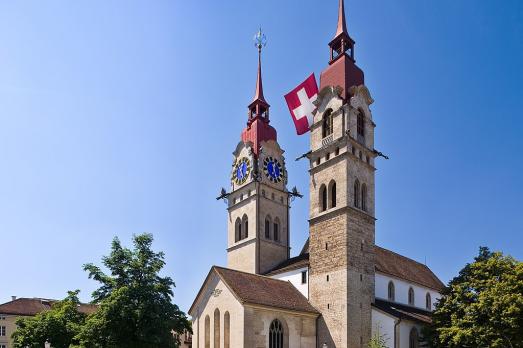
204 315 210 348
224 311 230 348
388 281 395 301
242 214 248 239
408 287 415 306
426 293 432 311
322 109 333 138
235 218 241 242
357 109 365 143
361 183 367 211
354 180 360 208
409 327 419 348
214 309 220 348
265 216 272 239
329 180 337 208
269 319 284 348
320 184 327 212
273 218 280 241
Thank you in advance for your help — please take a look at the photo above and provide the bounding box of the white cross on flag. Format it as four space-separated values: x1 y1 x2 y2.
284 73 319 135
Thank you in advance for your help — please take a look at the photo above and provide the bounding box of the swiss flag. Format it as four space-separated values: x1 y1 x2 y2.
284 73 319 135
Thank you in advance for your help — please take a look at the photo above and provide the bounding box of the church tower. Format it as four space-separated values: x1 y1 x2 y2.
308 1 376 347
226 30 290 275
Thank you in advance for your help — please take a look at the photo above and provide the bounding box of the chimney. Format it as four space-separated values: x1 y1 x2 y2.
11 296 17 301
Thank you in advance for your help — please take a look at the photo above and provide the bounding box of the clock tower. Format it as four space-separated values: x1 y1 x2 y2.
225 30 290 275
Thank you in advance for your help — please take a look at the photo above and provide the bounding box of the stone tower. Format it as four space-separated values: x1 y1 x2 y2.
308 1 376 347
226 31 290 275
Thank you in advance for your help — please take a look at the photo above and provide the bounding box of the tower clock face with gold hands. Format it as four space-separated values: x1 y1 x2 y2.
232 157 251 185
263 156 284 183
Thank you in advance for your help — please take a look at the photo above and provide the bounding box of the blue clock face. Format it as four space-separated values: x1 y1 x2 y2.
263 156 284 183
233 157 251 185
236 162 247 180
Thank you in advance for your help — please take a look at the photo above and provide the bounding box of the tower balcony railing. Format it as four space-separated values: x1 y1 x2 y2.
322 134 334 148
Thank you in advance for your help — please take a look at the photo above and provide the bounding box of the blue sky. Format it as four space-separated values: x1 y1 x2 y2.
0 1 522 313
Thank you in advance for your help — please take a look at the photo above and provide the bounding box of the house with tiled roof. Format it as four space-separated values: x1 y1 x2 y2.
189 1 445 347
0 297 97 348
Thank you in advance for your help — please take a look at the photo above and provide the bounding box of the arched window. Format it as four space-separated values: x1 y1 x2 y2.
265 216 272 239
361 183 367 212
273 218 280 242
426 293 432 311
242 214 248 239
214 309 220 348
269 319 284 348
388 281 395 301
322 109 333 138
204 315 210 348
409 327 419 348
408 287 415 306
357 109 365 143
329 180 337 208
234 218 241 242
354 180 360 208
320 184 327 212
224 311 230 348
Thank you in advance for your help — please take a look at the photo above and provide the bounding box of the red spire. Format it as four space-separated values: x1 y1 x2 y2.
320 0 364 100
242 28 276 156
334 0 348 38
252 48 267 105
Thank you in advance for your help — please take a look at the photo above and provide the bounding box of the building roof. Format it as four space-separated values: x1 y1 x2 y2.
270 239 445 291
264 253 310 276
0 298 97 316
189 266 319 315
374 245 445 291
373 298 433 324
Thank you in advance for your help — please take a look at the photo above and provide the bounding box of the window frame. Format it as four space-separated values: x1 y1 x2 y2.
322 109 333 138
408 287 415 306
388 281 395 301
269 319 284 348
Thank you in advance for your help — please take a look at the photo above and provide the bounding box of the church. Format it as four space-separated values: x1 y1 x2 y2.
189 1 444 347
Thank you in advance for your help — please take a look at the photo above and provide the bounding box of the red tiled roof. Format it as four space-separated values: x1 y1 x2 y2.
0 298 53 316
272 239 445 291
372 298 433 324
375 246 444 291
190 266 319 315
215 267 319 314
0 298 97 316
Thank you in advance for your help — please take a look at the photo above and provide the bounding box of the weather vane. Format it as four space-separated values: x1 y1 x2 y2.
254 27 267 52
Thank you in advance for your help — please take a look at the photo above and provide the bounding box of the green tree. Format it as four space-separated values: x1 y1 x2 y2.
76 233 191 348
12 290 86 348
423 247 523 348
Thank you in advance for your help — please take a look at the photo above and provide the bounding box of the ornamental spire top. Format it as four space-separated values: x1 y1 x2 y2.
252 28 268 105
334 0 348 38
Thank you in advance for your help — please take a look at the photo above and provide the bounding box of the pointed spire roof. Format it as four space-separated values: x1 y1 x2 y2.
334 0 348 38
252 48 268 105
242 28 276 156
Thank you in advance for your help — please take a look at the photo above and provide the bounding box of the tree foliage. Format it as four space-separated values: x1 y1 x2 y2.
76 233 191 348
11 233 190 348
423 247 523 348
12 290 86 348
